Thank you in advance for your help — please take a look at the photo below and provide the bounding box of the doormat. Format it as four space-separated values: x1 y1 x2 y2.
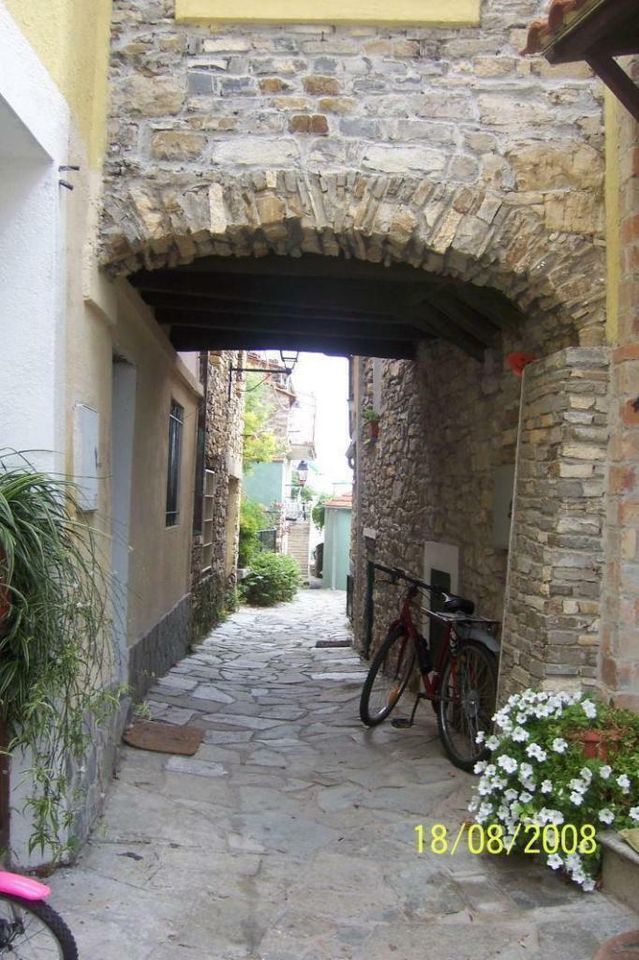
315 640 352 648
123 719 204 756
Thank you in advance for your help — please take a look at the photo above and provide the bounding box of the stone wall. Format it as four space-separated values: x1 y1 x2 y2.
599 68 639 712
351 338 610 702
500 347 609 699
352 332 522 658
191 349 245 641
103 0 606 353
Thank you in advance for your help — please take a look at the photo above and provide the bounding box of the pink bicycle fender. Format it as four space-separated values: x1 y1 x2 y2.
0 871 50 901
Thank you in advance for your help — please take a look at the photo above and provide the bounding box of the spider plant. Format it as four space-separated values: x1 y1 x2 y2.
0 455 122 860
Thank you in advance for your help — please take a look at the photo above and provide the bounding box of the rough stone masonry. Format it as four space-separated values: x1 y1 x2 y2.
102 0 612 696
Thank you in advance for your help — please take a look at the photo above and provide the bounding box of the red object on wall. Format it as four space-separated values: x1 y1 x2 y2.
506 352 538 376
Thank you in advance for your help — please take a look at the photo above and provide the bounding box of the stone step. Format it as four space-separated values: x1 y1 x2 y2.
600 830 639 912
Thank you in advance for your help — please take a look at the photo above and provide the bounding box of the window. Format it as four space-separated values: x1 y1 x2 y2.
166 400 184 526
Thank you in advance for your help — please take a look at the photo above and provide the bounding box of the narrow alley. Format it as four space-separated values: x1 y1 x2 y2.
50 591 635 960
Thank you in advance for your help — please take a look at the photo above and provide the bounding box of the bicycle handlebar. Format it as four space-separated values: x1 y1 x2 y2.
372 562 445 597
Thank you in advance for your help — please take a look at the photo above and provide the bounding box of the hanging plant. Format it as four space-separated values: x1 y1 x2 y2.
0 455 124 861
362 406 380 442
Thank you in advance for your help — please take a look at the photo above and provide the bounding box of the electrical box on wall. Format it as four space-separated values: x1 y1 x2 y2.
493 464 515 550
73 404 99 512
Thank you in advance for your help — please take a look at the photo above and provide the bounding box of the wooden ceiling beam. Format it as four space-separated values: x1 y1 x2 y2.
132 272 416 313
452 285 524 330
173 253 447 285
156 309 419 342
404 305 487 361
169 328 417 359
418 291 499 346
140 291 398 323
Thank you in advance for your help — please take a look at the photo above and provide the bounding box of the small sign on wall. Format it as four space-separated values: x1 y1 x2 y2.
492 464 515 550
73 404 100 512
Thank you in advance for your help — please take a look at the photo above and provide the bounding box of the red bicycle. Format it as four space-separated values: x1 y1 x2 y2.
359 564 500 771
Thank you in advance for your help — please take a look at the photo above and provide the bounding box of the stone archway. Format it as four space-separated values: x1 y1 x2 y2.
99 167 609 702
101 170 604 347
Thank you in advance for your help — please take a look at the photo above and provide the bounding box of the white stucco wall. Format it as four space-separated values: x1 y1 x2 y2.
0 3 70 473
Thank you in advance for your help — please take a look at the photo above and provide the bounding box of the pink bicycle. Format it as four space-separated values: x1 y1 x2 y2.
0 870 76 958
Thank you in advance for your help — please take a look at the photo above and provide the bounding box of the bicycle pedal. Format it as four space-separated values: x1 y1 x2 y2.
391 718 414 728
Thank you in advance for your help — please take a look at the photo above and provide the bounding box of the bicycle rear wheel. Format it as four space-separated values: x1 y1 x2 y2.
0 894 78 958
436 640 497 772
360 625 415 726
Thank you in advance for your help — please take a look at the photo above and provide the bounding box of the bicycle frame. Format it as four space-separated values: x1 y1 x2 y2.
390 585 452 704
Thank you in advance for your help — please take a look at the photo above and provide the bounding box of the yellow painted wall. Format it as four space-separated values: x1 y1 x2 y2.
605 89 620 344
3 0 112 166
176 0 479 25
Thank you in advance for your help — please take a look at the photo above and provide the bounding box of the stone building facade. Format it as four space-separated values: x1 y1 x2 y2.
599 61 639 713
99 0 612 701
191 349 245 639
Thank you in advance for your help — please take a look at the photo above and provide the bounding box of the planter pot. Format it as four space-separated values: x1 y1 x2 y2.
569 729 622 761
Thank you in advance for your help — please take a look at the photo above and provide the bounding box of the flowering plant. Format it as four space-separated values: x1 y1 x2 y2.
469 689 639 890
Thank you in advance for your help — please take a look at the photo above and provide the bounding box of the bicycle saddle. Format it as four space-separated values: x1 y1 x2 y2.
442 594 475 615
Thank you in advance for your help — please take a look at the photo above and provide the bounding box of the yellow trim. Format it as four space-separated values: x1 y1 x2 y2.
604 88 620 345
176 0 479 26
3 0 112 167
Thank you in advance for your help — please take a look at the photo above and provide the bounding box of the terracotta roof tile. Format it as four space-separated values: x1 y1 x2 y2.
522 0 593 55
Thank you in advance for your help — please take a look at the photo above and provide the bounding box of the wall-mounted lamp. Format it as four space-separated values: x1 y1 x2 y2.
228 351 300 400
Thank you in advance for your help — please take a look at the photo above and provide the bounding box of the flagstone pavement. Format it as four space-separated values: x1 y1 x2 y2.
50 589 637 959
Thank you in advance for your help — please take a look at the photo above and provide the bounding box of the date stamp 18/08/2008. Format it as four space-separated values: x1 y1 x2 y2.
415 823 598 857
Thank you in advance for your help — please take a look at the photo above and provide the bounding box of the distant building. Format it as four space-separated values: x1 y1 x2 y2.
242 354 317 577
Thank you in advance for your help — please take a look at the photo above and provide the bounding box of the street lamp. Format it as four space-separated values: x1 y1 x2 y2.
297 459 309 486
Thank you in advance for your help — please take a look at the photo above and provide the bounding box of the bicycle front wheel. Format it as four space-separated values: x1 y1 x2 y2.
436 640 497 772
0 894 78 959
360 625 415 726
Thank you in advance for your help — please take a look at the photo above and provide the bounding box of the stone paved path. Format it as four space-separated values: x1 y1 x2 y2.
51 590 637 959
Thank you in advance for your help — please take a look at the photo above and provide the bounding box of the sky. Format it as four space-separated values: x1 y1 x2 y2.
289 353 353 496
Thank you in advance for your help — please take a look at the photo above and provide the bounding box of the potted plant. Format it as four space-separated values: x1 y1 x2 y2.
0 456 122 861
469 689 639 891
362 406 380 441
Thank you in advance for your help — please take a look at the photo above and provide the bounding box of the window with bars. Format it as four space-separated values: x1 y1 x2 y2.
166 400 184 527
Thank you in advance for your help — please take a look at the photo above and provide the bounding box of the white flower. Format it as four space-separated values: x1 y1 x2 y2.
579 767 593 784
474 760 487 775
486 735 500 751
519 762 534 781
547 809 564 825
617 774 631 793
582 878 596 892
505 788 518 802
570 791 584 806
468 797 479 813
511 726 529 743
598 808 615 825
476 802 494 824
581 700 597 719
485 764 497 778
478 781 494 796
516 712 528 725
519 791 533 804
547 854 563 870
629 806 639 821
599 765 612 780
498 755 518 774
541 780 553 794
552 738 568 753
526 743 548 762
569 778 587 794
475 731 486 745
521 780 536 793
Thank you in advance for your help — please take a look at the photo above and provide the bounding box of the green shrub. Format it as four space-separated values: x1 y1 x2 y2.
238 497 269 567
241 551 301 606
